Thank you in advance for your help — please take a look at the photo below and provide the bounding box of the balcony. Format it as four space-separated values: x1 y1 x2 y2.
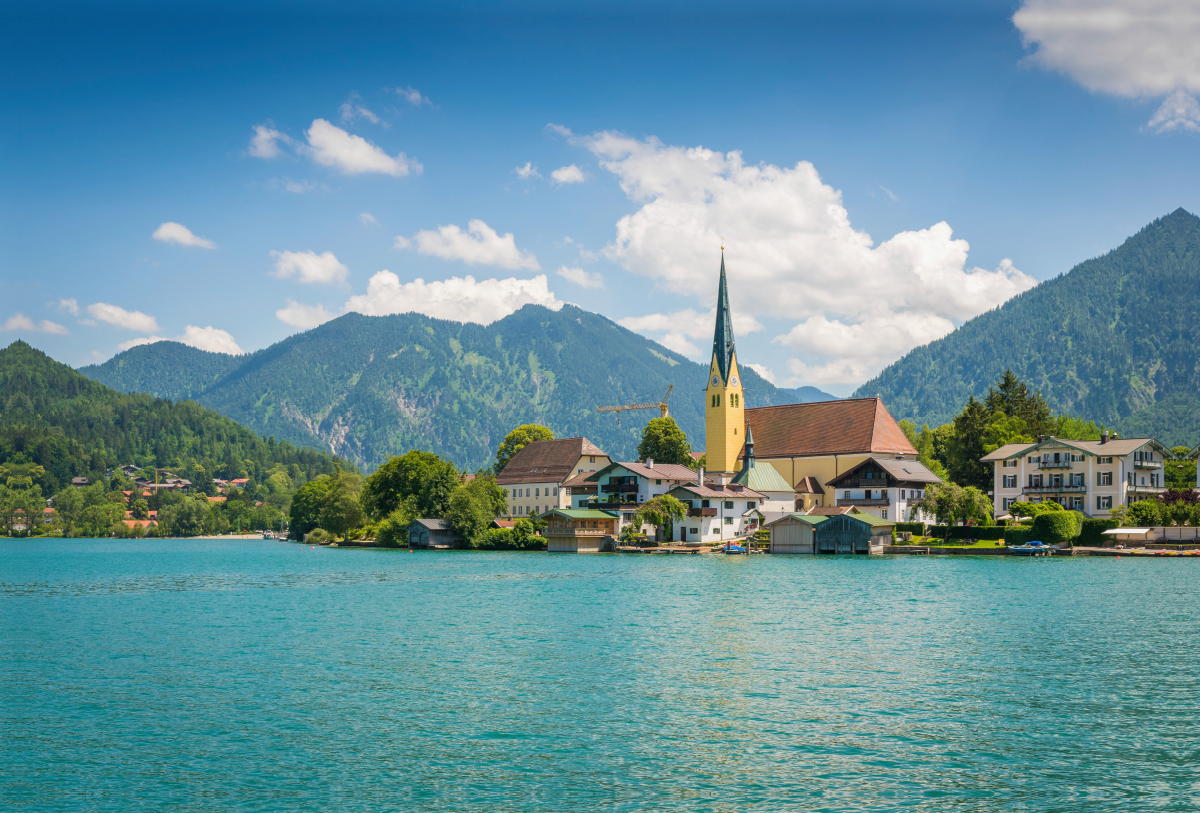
1023 485 1087 493
601 482 638 494
546 527 610 538
839 479 891 489
688 507 718 517
1128 484 1165 493
1134 461 1162 470
837 498 890 506
1037 460 1073 469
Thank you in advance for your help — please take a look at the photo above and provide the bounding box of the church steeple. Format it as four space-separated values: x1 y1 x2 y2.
712 250 736 384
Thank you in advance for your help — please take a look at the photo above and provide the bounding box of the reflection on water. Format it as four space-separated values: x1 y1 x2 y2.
2 539 1197 812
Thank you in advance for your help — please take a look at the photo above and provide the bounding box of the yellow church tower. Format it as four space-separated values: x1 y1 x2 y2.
704 250 744 474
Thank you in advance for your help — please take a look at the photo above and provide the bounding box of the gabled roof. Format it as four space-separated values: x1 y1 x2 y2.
731 460 794 493
742 398 917 458
561 471 599 489
667 482 766 500
804 505 858 516
765 513 829 527
410 518 452 530
827 457 943 487
542 508 620 520
585 461 699 483
496 437 607 485
979 435 1172 462
794 476 825 494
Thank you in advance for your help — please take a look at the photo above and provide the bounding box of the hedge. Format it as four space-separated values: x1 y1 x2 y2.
927 525 1007 540
1030 511 1083 545
894 522 925 535
1079 518 1117 547
1004 525 1033 546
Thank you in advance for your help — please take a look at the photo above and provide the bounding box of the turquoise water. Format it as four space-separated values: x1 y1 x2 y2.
2 540 1197 812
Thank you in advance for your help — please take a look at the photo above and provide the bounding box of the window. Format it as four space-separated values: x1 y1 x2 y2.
589 456 596 463
731 394 739 407
881 509 888 520
747 501 756 509
655 479 662 485
712 394 720 407
1028 456 1037 463
1071 473 1083 487
724 500 734 509
1003 497 1015 510
844 490 850 499
1098 456 1112 464
1003 459 1018 467
1097 495 1112 510
1071 497 1083 509
724 516 733 525
1098 471 1112 486
553 487 558 496
535 488 540 497
690 528 699 534
701 500 710 508
1002 475 1016 488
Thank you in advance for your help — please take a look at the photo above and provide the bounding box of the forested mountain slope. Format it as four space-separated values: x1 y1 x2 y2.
0 341 343 495
853 209 1200 446
82 304 836 471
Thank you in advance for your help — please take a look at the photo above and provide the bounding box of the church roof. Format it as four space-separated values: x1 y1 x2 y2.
712 252 736 383
741 397 917 459
731 460 794 493
496 437 607 485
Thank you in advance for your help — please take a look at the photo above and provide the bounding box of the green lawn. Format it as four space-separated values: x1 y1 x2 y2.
902 536 1006 549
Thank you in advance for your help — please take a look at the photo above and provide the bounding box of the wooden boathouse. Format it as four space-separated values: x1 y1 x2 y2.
766 511 894 554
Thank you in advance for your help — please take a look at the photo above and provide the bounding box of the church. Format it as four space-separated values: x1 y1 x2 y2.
701 252 940 520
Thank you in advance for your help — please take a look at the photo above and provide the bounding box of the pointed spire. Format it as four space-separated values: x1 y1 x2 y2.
742 424 755 472
712 250 736 383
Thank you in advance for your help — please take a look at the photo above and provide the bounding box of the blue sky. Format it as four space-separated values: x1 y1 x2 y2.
4 0 1199 395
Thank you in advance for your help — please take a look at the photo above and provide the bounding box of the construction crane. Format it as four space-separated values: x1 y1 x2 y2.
597 385 673 425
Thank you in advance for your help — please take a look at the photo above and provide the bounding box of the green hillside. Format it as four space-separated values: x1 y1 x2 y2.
1 340 344 496
853 209 1200 447
82 304 836 471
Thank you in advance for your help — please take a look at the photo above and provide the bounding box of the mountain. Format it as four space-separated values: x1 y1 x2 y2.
0 341 344 496
852 209 1200 448
81 304 838 472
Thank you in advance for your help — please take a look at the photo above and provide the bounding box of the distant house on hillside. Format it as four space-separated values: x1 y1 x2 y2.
71 477 90 487
496 437 610 518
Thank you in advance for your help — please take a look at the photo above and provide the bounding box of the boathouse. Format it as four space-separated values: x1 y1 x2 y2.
407 518 463 549
766 511 894 554
541 508 619 553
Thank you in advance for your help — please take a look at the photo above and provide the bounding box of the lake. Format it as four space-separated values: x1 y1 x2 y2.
2 538 1197 811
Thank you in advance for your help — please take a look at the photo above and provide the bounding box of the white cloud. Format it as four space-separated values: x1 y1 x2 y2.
545 123 574 138
54 298 79 316
880 186 899 202
514 162 541 180
270 250 350 286
744 363 776 384
393 235 411 249
276 299 338 329
301 119 421 176
1014 0 1200 131
284 179 316 194
556 266 605 289
249 124 292 158
339 95 384 126
618 308 763 359
360 212 378 225
152 222 216 249
395 86 431 106
402 219 540 270
551 164 586 184
580 131 1034 387
87 303 160 332
2 313 69 334
118 325 242 355
344 272 562 325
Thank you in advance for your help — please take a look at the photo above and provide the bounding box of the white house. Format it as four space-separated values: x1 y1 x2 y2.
823 457 942 522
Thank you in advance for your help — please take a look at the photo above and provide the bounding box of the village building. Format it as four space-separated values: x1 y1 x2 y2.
561 470 600 508
980 432 1173 517
542 508 620 553
824 457 941 522
766 511 894 555
584 460 701 534
663 477 766 543
793 477 825 511
496 437 610 518
407 518 463 549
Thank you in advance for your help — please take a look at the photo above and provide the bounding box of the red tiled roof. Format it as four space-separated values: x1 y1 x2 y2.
586 461 698 483
794 476 825 494
668 482 765 500
496 437 607 485
742 398 917 459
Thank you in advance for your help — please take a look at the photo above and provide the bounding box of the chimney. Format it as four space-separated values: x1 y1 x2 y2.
718 475 728 486
697 466 704 487
646 458 654 469
1100 431 1108 445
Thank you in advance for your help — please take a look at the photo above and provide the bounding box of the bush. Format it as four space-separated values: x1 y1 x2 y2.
472 520 546 550
305 528 332 544
1030 511 1081 545
1004 525 1033 546
1079 518 1117 546
375 512 410 548
895 522 925 535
